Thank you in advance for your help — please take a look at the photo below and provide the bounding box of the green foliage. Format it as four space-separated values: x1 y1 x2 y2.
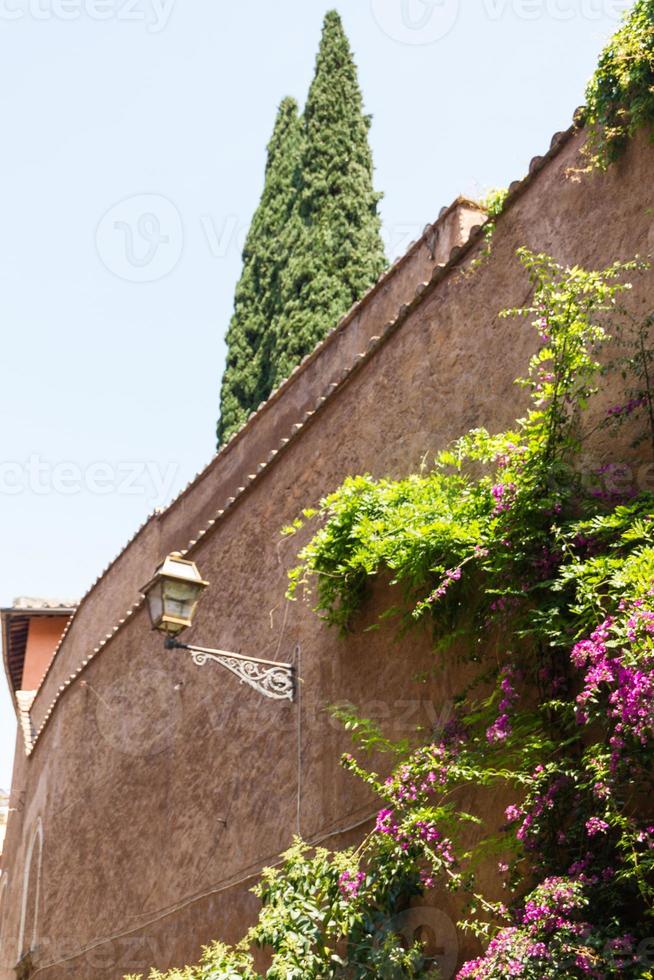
133 250 654 978
282 248 654 976
268 10 387 389
288 250 643 628
584 0 654 169
464 190 507 277
477 188 508 219
126 840 436 980
601 306 654 457
217 98 303 445
217 12 387 445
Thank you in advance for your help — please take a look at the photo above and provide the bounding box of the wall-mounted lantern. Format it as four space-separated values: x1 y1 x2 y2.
142 552 209 636
141 553 295 702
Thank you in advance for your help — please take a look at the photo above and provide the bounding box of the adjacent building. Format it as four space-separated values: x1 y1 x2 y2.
0 793 8 863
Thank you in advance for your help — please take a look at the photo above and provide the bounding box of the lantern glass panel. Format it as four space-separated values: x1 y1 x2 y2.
162 579 203 624
146 580 164 629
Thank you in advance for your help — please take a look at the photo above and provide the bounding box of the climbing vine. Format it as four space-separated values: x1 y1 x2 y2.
463 188 508 277
128 248 654 978
478 189 508 219
283 249 654 978
584 0 654 170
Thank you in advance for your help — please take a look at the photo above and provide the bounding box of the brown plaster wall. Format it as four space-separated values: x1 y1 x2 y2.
1 125 654 979
28 199 486 740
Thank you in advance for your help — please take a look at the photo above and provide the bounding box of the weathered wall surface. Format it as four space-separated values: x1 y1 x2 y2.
1 124 654 979
27 198 486 741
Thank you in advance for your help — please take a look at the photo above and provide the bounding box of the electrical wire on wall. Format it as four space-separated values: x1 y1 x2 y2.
295 643 302 837
28 620 378 976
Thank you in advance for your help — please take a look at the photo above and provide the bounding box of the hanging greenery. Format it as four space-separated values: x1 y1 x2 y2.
584 0 654 170
128 248 654 979
283 248 654 978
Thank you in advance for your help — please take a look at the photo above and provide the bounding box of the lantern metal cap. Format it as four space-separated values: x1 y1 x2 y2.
141 552 209 594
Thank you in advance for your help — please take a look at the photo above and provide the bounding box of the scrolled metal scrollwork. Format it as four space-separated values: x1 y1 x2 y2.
187 647 295 701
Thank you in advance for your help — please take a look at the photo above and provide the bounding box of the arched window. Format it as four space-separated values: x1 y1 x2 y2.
17 819 43 965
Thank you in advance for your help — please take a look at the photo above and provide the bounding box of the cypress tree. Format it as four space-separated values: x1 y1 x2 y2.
268 10 387 388
217 97 303 446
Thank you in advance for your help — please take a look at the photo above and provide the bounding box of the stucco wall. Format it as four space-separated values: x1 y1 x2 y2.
1 123 654 979
27 197 487 743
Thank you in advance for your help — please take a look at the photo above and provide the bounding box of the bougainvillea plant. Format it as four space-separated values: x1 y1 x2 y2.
283 249 654 978
128 245 654 979
124 6 654 975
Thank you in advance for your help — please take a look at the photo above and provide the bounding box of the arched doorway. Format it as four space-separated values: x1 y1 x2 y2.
16 820 43 973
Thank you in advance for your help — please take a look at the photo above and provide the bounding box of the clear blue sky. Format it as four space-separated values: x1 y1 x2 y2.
0 0 632 789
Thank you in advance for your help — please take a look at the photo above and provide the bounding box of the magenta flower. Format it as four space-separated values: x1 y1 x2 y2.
338 869 365 901
585 817 609 837
491 482 517 515
487 666 518 743
427 565 464 603
375 808 397 835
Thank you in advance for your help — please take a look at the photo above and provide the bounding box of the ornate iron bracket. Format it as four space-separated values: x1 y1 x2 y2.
165 637 295 701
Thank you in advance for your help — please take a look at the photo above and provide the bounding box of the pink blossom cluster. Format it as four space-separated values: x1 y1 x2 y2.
492 482 517 515
456 878 608 979
493 441 522 469
571 605 654 763
385 727 468 805
386 746 450 804
566 850 618 889
533 544 562 580
521 877 579 928
623 600 654 642
375 805 455 867
504 770 567 850
338 869 365 901
533 371 556 406
494 443 529 473
606 395 647 418
489 595 521 615
536 315 551 343
457 927 532 978
486 666 518 744
428 565 462 603
590 464 637 503
585 817 609 837
635 825 654 848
